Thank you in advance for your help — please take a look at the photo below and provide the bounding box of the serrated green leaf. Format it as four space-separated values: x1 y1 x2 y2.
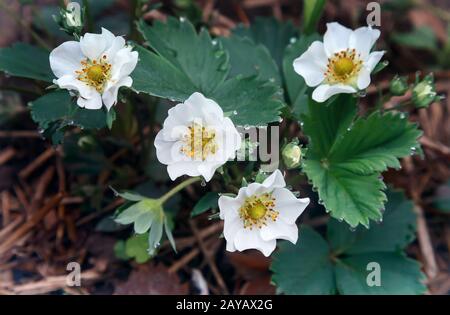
0 43 53 82
30 90 107 131
191 192 219 217
233 17 297 70
282 34 320 117
302 96 421 227
125 234 151 264
271 193 426 295
271 227 335 295
335 253 426 295
220 35 280 85
210 76 283 126
329 112 422 175
136 18 229 96
328 190 417 254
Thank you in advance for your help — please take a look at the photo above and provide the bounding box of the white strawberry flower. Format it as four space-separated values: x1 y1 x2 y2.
49 28 138 110
154 92 242 182
293 22 385 102
218 170 310 257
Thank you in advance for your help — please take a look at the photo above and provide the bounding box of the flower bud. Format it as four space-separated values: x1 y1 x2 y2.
389 75 409 96
412 74 438 108
282 140 302 169
53 2 84 37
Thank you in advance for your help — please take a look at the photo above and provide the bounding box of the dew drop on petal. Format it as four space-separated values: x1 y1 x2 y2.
289 37 297 44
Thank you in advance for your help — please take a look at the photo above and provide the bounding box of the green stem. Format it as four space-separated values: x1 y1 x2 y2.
159 177 201 204
82 0 93 32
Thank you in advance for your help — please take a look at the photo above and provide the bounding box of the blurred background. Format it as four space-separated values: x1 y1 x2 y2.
0 0 449 295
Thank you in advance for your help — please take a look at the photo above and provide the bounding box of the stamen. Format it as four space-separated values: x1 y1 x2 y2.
77 56 111 93
180 122 217 160
324 49 362 85
239 193 278 229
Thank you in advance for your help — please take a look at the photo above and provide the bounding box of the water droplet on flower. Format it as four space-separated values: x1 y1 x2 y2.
338 217 344 222
358 90 367 98
349 226 356 232
410 147 417 155
399 113 406 119
179 16 186 22
211 39 218 46
300 122 304 127
201 179 207 187
289 37 297 44
318 199 324 205
233 110 238 115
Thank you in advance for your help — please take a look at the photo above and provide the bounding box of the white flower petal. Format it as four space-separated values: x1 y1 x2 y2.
260 220 298 244
293 41 327 87
272 188 310 225
323 22 352 56
357 67 371 90
262 169 286 189
234 228 277 257
80 31 107 61
312 84 357 102
197 161 223 182
54 75 94 99
112 49 139 80
223 217 243 252
219 189 246 220
365 51 385 72
102 76 133 110
77 92 103 110
49 41 84 78
349 26 381 60
167 162 201 180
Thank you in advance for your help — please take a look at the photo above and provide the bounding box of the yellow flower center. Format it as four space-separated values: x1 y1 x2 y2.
76 55 111 93
325 49 362 84
239 193 278 229
180 122 217 160
333 57 354 76
87 65 104 82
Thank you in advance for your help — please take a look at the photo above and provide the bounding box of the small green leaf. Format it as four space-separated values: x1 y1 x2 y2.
191 192 219 217
303 0 326 35
115 190 147 202
335 253 426 295
271 227 335 295
148 213 164 257
114 240 129 260
125 234 151 263
0 43 53 82
164 216 177 252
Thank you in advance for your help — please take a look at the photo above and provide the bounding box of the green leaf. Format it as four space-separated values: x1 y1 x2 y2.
115 190 147 202
148 212 164 256
303 0 326 35
106 108 116 129
282 34 320 117
134 18 283 126
391 26 438 51
220 35 280 85
233 17 297 70
302 96 421 227
29 90 107 132
164 216 177 252
328 190 417 254
114 240 129 260
335 253 426 295
271 227 335 295
191 192 219 217
271 193 426 295
0 43 53 82
131 45 197 101
210 75 283 126
136 18 229 96
125 234 151 264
